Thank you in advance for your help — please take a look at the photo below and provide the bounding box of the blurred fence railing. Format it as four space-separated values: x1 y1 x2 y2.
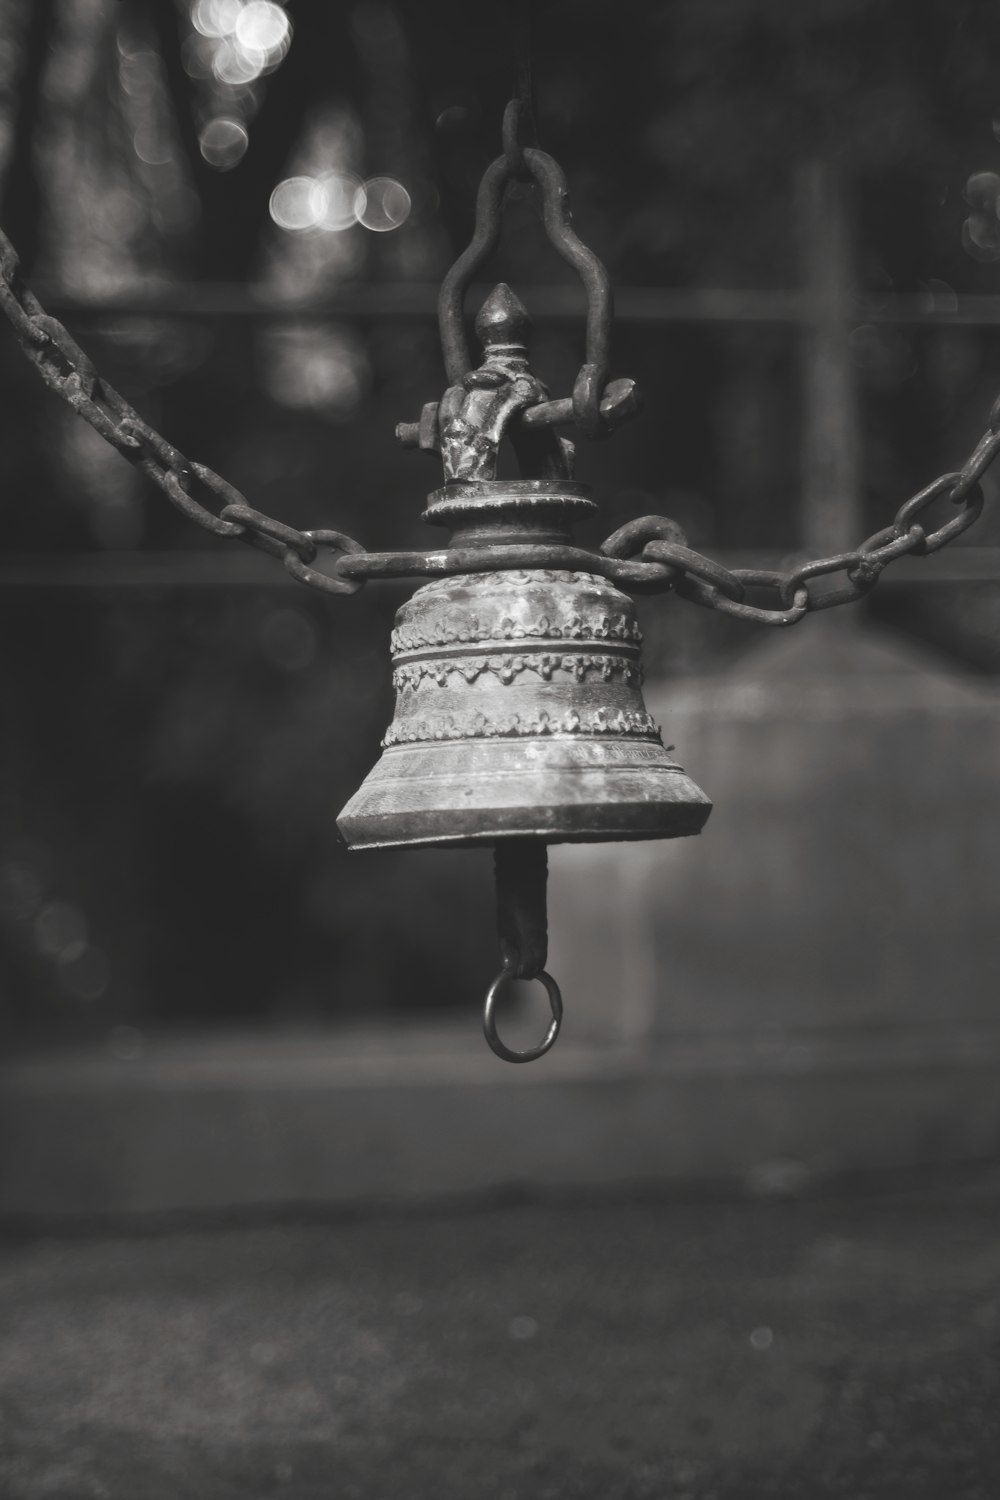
28 282 1000 327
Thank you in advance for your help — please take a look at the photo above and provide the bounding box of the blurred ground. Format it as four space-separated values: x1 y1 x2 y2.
1 1174 999 1499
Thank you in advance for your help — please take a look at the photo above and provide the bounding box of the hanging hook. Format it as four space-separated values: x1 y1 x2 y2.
502 98 533 179
437 108 618 437
510 0 537 141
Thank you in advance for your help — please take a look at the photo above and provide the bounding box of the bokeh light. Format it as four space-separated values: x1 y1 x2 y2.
117 47 160 98
268 172 376 233
269 175 325 231
33 901 88 964
355 176 411 232
199 116 250 170
132 126 174 167
189 0 292 87
192 0 244 38
963 170 1000 209
318 171 365 230
212 38 265 85
234 2 290 54
962 170 1000 261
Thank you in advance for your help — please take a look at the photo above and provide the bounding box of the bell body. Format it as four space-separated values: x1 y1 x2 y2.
337 482 711 850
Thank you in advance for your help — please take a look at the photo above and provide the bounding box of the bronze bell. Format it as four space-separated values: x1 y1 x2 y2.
337 285 711 1062
337 483 710 849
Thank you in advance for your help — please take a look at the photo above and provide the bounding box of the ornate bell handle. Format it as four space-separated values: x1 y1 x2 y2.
437 109 614 435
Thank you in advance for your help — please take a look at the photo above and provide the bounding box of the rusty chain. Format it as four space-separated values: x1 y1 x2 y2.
598 455 991 622
0 228 365 596
0 222 996 619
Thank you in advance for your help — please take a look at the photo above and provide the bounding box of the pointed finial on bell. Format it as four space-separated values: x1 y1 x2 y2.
475 282 530 350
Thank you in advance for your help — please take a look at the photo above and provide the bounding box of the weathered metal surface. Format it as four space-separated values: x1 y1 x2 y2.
336 543 712 849
339 290 710 867
435 283 573 482
434 133 618 436
495 839 548 978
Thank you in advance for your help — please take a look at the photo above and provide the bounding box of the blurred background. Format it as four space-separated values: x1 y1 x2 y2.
1 0 1000 1203
4 4 1000 1496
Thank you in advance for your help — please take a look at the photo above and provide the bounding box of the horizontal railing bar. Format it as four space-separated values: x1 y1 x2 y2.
29 284 804 324
0 548 997 591
22 284 1000 328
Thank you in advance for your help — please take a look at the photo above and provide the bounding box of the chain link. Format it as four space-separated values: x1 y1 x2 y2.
0 225 994 616
0 227 367 591
598 458 988 623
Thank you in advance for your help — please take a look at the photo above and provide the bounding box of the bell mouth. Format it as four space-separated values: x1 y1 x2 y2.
336 737 712 850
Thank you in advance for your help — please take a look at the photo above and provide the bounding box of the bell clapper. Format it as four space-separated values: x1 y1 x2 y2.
485 840 563 1063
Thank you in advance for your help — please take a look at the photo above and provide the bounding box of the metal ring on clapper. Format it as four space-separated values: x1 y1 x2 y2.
483 967 563 1064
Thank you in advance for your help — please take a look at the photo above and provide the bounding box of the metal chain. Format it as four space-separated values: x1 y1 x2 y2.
0 229 364 596
599 453 992 623
0 224 995 616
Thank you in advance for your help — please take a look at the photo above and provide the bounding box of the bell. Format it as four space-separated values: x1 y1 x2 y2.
338 284 710 853
337 481 711 849
336 283 711 1061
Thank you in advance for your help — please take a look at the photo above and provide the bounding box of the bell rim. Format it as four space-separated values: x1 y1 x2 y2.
428 479 594 500
337 744 713 850
337 810 713 852
423 478 597 525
